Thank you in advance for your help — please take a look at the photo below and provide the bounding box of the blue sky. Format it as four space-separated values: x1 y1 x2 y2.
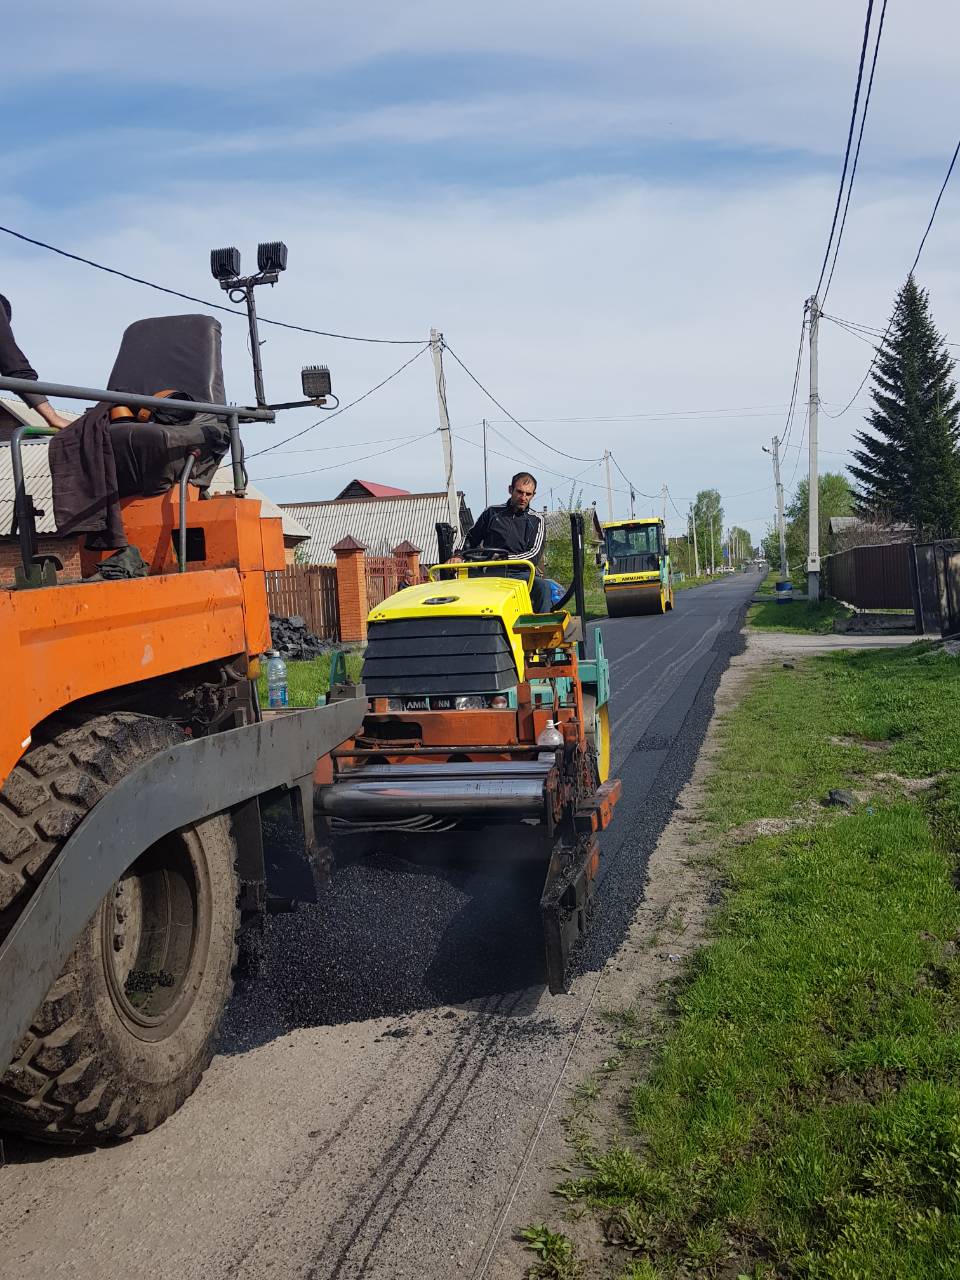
4 1 960 541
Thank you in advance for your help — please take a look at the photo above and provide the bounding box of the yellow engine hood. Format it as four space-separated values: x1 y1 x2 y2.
368 573 532 680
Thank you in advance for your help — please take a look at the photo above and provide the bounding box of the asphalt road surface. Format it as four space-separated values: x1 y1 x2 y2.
0 571 761 1280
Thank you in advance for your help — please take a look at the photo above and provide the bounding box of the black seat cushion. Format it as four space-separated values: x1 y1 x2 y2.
107 314 230 494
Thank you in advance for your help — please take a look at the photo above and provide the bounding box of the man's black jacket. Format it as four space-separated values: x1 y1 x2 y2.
0 304 44 407
459 501 545 563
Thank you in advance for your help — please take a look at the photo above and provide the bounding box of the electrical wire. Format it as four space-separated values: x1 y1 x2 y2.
247 344 430 458
0 223 424 345
821 0 888 306
780 306 808 452
609 452 656 500
441 343 604 464
249 428 437 483
814 0 876 300
822 133 960 420
454 430 627 498
260 428 441 456
786 407 810 488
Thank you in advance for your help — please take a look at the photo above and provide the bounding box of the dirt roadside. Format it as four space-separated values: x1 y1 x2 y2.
485 629 918 1279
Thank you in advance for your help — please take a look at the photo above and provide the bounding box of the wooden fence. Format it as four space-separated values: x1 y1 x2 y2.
365 554 421 609
265 564 340 640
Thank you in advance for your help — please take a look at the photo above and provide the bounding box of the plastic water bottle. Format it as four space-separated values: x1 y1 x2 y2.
537 719 564 759
265 650 288 709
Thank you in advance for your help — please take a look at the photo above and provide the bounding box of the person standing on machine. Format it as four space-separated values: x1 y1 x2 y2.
0 293 70 430
451 470 551 612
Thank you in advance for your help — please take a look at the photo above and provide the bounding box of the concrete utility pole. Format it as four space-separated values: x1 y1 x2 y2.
482 418 489 508
430 328 460 534
689 505 700 577
763 435 788 579
709 499 716 574
807 297 820 599
629 487 636 518
603 450 614 521
660 482 668 525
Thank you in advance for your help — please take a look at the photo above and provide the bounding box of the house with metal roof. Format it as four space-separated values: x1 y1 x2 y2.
282 489 474 565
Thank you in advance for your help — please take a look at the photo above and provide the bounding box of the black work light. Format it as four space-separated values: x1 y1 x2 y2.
257 241 288 274
301 365 332 400
210 247 241 282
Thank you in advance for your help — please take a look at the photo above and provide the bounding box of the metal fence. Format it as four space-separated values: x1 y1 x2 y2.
822 542 916 611
914 539 960 637
265 564 340 640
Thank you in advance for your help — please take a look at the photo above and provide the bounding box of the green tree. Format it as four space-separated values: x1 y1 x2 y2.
761 472 853 574
849 275 960 537
693 489 723 572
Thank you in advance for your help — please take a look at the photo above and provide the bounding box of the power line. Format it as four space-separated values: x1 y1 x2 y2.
608 452 656 500
821 0 888 305
441 343 604 464
823 132 960 420
781 306 808 452
250 428 437 483
258 428 441 457
0 223 424 345
814 0 876 300
454 430 625 498
247 344 430 458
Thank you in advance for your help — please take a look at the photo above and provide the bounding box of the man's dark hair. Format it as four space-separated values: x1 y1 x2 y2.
510 471 537 491
0 295 10 321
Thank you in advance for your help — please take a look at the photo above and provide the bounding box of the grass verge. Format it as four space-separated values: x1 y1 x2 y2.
548 643 960 1278
257 649 364 707
747 597 853 634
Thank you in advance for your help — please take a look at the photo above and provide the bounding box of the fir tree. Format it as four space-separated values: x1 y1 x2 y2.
849 275 960 538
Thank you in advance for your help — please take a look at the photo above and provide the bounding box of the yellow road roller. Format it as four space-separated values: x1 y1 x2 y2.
600 516 674 617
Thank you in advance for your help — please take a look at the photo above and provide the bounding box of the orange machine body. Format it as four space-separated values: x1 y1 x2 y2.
2 490 284 787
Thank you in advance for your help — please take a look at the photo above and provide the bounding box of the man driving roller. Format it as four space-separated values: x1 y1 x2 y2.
451 471 551 612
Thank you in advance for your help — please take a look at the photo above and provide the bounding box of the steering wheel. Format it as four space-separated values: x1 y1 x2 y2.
461 545 511 562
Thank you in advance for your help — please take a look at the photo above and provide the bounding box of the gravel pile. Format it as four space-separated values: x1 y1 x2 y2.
269 613 333 659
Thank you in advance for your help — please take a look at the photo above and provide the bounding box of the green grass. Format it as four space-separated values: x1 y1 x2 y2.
748 597 853 634
556 643 960 1278
257 650 363 707
674 574 715 591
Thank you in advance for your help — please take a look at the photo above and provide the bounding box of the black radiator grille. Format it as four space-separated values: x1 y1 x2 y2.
363 617 518 695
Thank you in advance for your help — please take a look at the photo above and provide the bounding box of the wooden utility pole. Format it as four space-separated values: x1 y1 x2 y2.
430 328 460 534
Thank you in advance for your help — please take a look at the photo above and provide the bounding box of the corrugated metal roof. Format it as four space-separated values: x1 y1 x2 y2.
282 492 473 564
0 439 308 543
0 397 81 431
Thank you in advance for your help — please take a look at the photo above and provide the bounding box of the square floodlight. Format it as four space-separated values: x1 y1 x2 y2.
301 364 332 399
257 241 288 274
210 246 241 281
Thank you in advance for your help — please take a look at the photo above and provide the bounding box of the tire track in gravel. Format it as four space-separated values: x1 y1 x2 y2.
313 992 528 1280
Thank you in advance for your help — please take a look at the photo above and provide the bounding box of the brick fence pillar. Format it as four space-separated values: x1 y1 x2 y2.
332 536 369 643
392 540 422 587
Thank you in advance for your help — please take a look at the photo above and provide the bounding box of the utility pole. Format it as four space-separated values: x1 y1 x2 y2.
660 482 668 525
807 297 820 599
762 435 788 579
603 450 614 521
709 499 716 574
629 488 636 518
430 328 460 534
482 418 489 508
689 505 700 577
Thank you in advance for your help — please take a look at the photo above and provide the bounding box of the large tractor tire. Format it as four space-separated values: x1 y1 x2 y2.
0 713 239 1144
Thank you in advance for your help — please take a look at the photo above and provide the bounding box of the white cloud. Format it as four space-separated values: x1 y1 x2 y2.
4 162 960 544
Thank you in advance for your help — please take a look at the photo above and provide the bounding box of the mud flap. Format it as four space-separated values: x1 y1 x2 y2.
540 835 600 994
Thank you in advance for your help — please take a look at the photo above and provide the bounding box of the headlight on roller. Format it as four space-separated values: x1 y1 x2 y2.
455 695 487 710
